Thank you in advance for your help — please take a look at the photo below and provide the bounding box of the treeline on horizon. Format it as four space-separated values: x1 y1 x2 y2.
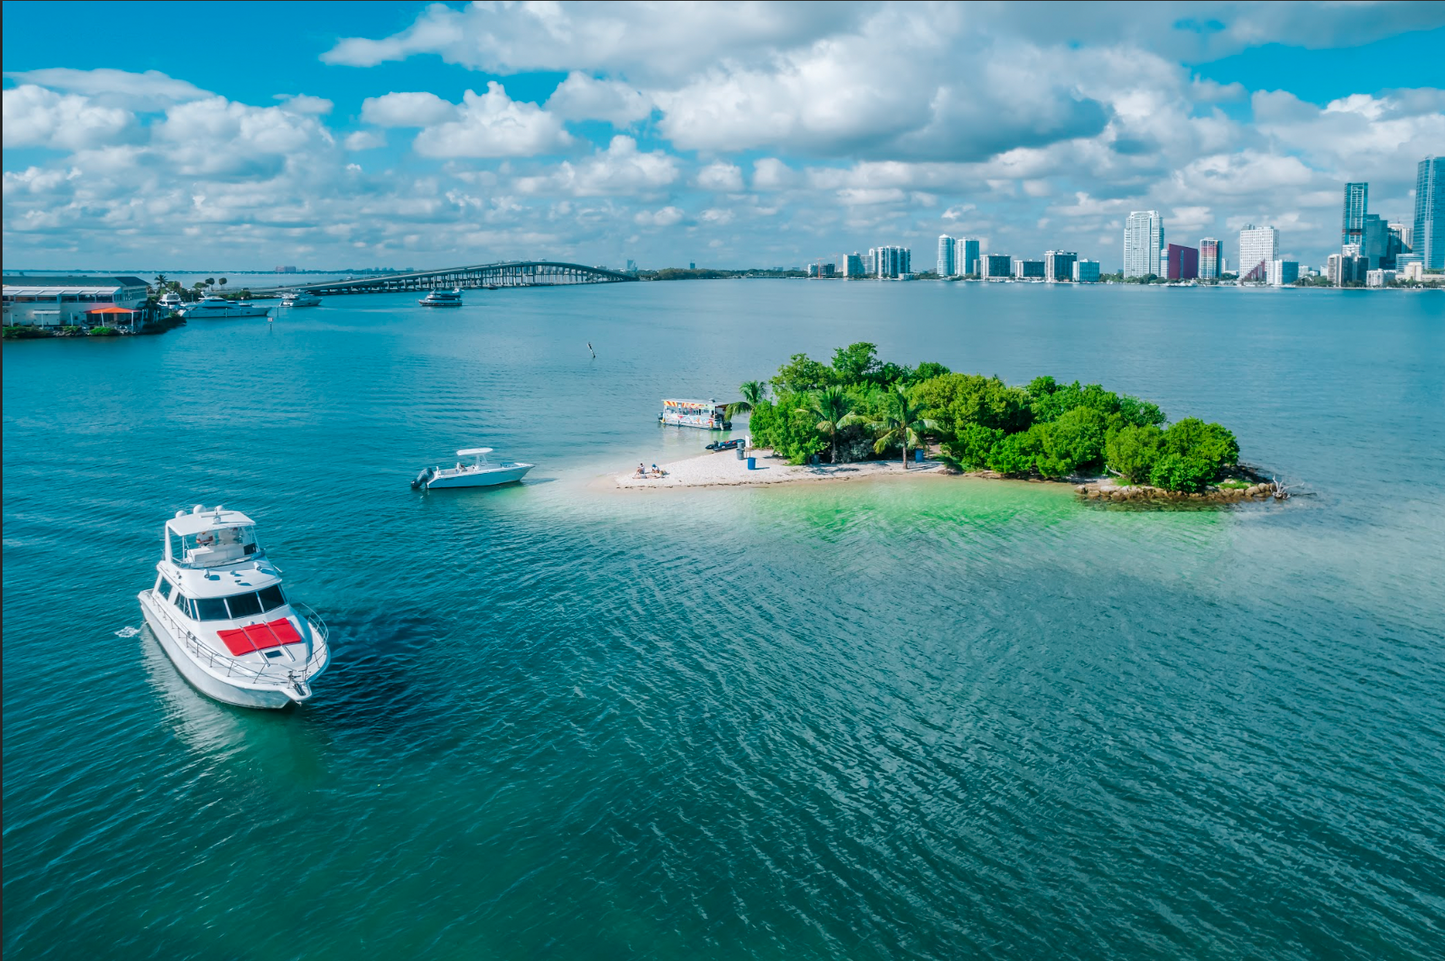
738 343 1241 492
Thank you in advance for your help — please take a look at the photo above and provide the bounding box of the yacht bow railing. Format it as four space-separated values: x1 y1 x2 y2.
148 595 330 686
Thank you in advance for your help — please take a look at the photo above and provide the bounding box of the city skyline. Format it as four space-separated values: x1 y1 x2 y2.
3 2 1443 271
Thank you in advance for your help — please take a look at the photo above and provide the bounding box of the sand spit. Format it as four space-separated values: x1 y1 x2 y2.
615 449 947 490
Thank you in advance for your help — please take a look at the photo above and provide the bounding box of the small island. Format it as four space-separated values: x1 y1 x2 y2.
622 342 1286 503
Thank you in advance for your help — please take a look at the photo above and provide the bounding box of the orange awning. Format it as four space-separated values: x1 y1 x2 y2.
85 305 135 314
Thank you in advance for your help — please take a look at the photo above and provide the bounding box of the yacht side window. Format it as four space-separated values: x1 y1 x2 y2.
257 585 286 611
194 597 230 621
158 577 174 600
173 589 188 612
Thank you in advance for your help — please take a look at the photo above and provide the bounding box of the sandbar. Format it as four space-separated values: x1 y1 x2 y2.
614 449 947 490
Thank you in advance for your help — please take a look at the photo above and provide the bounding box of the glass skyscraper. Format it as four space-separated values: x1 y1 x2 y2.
1123 210 1163 278
1342 182 1368 249
1414 157 1443 269
1199 238 1220 280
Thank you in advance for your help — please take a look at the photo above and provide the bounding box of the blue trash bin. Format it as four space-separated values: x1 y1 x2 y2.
747 456 756 470
915 448 925 463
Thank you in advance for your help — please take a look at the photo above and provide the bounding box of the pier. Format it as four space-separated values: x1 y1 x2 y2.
250 261 636 297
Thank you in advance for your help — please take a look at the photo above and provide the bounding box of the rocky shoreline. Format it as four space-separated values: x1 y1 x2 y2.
1074 480 1288 504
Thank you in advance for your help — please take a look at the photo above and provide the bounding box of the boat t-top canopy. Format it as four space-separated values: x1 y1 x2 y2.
457 448 494 456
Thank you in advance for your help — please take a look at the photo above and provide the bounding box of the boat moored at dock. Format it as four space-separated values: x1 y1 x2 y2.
412 448 534 489
420 288 463 307
281 290 322 307
137 505 330 709
660 399 732 430
181 295 271 319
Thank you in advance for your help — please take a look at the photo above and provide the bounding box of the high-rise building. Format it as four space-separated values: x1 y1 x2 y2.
1199 238 1220 280
1166 244 1199 280
843 252 865 278
1414 156 1443 269
955 238 980 276
1072 259 1101 283
981 254 1012 280
1342 182 1368 249
1044 250 1077 282
1238 225 1278 282
1123 210 1164 278
873 245 910 278
1270 260 1299 286
1012 258 1046 280
1389 222 1412 251
1327 252 1367 286
937 235 956 277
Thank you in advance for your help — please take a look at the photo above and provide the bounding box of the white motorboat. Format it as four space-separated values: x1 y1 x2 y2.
137 505 330 709
181 295 271 319
412 448 534 489
281 290 322 307
420 288 463 307
158 291 184 312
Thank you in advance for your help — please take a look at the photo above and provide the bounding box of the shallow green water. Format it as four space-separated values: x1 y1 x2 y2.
4 282 1443 958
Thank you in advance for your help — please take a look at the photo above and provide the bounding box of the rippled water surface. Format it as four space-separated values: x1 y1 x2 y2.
4 282 1444 959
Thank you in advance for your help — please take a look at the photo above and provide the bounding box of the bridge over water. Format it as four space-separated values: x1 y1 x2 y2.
252 261 636 297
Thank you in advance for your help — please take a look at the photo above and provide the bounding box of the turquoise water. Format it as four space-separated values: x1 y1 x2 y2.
4 283 1443 959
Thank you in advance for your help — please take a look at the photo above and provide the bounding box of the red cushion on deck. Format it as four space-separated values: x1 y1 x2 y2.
264 617 303 647
218 628 254 655
243 623 277 649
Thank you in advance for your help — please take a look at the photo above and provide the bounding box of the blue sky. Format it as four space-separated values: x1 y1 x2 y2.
4 1 1443 271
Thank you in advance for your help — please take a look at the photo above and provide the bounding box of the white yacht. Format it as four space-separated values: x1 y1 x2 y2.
181 295 271 319
158 291 184 312
419 288 463 307
137 505 330 709
281 290 322 307
412 448 534 489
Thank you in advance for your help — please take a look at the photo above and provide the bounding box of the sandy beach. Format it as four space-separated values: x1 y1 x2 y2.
614 448 948 489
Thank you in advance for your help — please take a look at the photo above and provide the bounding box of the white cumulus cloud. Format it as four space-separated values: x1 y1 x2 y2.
545 72 652 125
412 84 572 158
3 85 135 150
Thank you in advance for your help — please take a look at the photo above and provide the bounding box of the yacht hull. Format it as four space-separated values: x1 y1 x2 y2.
138 592 313 710
184 307 272 320
426 464 533 488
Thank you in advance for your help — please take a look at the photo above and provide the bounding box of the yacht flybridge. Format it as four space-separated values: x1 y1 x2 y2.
137 505 329 709
419 288 463 307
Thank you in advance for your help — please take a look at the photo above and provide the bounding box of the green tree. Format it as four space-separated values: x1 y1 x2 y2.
747 394 827 465
772 353 835 394
1163 418 1238 468
1035 406 1109 478
947 424 1004 469
218 277 227 288
831 342 881 384
986 427 1044 475
152 273 168 293
871 384 936 469
916 372 1032 435
799 386 862 464
204 277 216 288
1105 424 1164 484
727 380 768 419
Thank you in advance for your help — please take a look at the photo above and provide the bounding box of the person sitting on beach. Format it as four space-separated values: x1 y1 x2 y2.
650 464 665 476
636 463 647 477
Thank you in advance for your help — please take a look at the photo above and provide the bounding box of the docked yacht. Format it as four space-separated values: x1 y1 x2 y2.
181 295 271 319
137 505 330 709
420 288 463 307
158 291 184 312
412 448 534 489
281 290 322 307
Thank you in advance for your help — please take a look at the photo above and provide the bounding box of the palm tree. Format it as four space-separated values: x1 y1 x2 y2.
152 274 168 294
727 380 768 419
871 384 937 470
799 385 861 464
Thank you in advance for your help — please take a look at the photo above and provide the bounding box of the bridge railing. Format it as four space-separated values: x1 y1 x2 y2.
248 261 636 297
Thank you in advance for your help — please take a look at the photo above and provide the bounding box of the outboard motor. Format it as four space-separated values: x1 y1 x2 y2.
411 467 434 490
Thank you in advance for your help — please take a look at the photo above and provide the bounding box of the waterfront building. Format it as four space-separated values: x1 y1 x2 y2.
1044 250 1077 282
873 245 910 278
1413 156 1443 268
1402 260 1424 282
1270 260 1300 286
2 274 149 328
1366 269 1397 287
1200 238 1220 280
1072 259 1101 283
1012 259 1046 280
1327 252 1366 286
1389 222 1412 251
937 235 956 277
1342 182 1368 249
1123 210 1164 278
954 238 980 276
1166 244 1199 280
843 252 865 278
1237 225 1278 283
981 254 1012 280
